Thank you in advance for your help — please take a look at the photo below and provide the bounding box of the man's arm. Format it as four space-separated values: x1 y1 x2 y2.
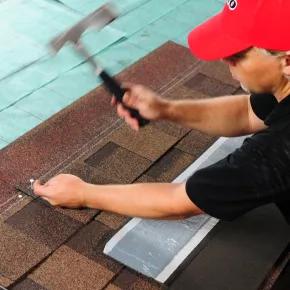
34 175 204 220
162 94 267 137
114 85 267 137
85 182 204 219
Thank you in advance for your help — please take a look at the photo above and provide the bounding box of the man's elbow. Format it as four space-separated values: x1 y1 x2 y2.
168 183 205 219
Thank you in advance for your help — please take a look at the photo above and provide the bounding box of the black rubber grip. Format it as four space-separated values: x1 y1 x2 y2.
99 70 150 127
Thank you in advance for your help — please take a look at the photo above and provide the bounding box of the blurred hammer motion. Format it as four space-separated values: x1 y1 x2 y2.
49 3 150 127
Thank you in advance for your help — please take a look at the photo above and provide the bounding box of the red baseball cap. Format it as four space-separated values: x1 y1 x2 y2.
188 0 290 61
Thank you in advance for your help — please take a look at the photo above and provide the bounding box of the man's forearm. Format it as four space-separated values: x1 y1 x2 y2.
84 182 191 220
161 94 250 137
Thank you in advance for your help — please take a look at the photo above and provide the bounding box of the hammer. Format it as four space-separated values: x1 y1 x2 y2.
49 3 149 127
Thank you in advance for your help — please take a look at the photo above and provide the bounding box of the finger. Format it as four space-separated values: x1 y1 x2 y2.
117 104 131 119
34 180 50 197
132 119 140 132
111 96 117 106
122 92 131 106
117 104 124 118
123 91 138 108
126 117 140 132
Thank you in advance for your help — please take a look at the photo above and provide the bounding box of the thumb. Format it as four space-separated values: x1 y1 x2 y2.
122 85 141 109
34 180 50 197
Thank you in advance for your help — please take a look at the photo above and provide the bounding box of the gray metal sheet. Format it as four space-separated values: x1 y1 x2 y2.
105 136 248 281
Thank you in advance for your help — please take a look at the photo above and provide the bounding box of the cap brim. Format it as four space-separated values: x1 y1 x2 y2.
188 13 251 61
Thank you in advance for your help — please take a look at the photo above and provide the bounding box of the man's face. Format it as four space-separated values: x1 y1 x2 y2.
222 48 289 94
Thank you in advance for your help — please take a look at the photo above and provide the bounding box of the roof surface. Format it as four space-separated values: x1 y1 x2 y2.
0 41 243 289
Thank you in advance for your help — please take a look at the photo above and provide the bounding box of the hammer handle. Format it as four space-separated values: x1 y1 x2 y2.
99 70 150 127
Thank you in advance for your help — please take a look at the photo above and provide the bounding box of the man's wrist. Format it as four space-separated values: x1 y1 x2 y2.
159 99 173 121
82 182 95 208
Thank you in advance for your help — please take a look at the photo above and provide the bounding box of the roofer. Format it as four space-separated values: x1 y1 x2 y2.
34 0 290 224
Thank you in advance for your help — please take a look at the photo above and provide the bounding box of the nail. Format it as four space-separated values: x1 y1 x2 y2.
30 179 34 190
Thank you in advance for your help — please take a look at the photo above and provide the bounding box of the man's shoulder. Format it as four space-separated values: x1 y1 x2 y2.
236 124 290 171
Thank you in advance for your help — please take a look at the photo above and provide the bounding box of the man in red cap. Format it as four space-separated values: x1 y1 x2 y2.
35 0 290 224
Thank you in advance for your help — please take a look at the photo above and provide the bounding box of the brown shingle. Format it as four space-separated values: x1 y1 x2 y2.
152 120 191 139
0 275 13 288
0 85 118 188
61 161 118 185
1 195 32 222
85 142 120 167
66 220 123 273
109 125 178 161
165 83 210 101
85 142 152 184
0 222 51 281
55 207 98 224
105 285 122 290
146 148 195 182
0 180 20 215
117 41 200 92
134 174 157 183
234 87 247 95
29 246 114 290
96 211 129 230
5 200 82 250
198 60 240 88
10 278 48 290
175 130 217 157
185 73 237 97
0 193 21 215
112 268 165 290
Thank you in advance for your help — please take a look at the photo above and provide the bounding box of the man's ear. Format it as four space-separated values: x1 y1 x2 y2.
283 51 290 78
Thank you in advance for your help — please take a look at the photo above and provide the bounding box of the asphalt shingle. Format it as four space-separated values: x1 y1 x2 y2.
145 148 195 182
85 141 152 183
95 211 129 230
0 275 13 288
10 278 48 290
0 222 51 281
66 220 123 273
185 73 237 97
109 125 178 161
5 200 82 250
112 268 165 289
175 130 218 158
29 246 114 290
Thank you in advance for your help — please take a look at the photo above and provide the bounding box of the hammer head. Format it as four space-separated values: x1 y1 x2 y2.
50 3 118 53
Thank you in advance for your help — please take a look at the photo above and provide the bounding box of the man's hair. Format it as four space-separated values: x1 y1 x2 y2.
255 48 287 57
224 47 287 62
223 47 252 62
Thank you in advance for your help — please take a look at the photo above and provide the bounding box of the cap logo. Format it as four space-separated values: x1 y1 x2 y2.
227 0 237 10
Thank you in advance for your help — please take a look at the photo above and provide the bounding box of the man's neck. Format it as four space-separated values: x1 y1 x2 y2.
274 78 290 102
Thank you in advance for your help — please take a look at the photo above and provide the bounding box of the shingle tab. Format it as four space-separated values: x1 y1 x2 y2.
10 278 48 290
66 221 123 273
109 125 178 161
185 73 237 97
29 246 114 290
6 201 82 249
0 222 51 281
146 148 195 182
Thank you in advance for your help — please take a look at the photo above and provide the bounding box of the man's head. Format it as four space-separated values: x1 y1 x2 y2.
188 0 290 95
223 47 290 94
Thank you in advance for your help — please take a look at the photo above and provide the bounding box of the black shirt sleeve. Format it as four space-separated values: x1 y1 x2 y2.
185 137 290 221
250 93 277 121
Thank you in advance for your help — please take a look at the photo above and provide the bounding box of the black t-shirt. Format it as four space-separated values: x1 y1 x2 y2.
186 93 290 224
